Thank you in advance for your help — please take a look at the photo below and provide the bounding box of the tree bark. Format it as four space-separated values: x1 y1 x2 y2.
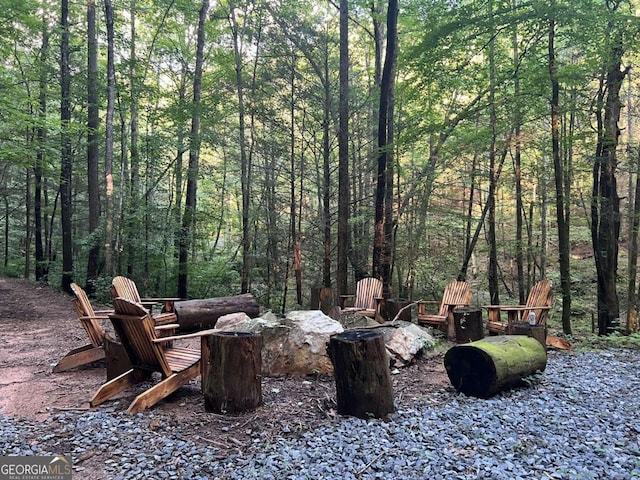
327 330 394 420
104 0 115 278
35 18 49 282
444 336 547 398
59 0 73 293
548 10 572 335
174 293 260 332
337 0 349 298
86 0 101 295
591 11 627 335
373 0 398 297
178 0 208 298
202 332 263 414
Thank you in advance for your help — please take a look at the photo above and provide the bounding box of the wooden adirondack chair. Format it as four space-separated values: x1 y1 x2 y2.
339 277 383 319
111 276 179 326
484 279 554 334
417 281 472 338
52 283 111 373
90 297 217 414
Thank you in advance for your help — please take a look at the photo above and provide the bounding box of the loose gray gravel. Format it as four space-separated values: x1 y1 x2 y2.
2 349 640 479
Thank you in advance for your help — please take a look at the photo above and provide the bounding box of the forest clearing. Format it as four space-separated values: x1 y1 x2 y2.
1 277 639 478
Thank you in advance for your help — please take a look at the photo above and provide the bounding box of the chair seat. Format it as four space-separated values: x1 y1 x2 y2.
164 347 200 372
417 314 447 326
342 307 376 317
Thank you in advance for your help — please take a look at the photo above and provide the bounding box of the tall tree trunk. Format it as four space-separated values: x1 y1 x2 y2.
35 19 49 282
24 168 31 279
178 0 208 298
512 0 525 304
86 0 100 294
230 6 252 294
548 10 572 335
322 40 332 288
126 0 139 277
592 18 628 335
487 0 499 305
59 0 73 293
373 0 398 297
104 0 115 277
627 71 639 334
337 0 350 296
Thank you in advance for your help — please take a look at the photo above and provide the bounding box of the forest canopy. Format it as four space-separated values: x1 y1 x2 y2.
1 0 640 335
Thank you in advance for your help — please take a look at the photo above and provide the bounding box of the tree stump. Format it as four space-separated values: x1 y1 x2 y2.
310 287 334 314
103 335 132 381
202 332 263 414
327 329 394 420
510 322 547 350
385 298 412 322
453 306 484 343
444 335 547 398
174 294 260 332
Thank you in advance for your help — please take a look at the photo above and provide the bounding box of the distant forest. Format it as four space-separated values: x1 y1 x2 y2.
1 0 640 335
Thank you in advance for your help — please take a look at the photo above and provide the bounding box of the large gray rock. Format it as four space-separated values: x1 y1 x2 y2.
214 311 434 374
380 322 436 367
214 309 343 376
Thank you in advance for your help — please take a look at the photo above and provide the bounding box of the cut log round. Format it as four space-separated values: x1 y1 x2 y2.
174 294 259 332
452 306 484 343
202 332 263 414
510 322 547 349
444 335 547 398
327 329 394 420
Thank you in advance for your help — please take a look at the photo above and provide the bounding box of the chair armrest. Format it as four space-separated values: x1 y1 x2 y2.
79 315 110 321
340 294 354 309
140 297 182 313
417 300 439 316
154 323 180 331
151 328 219 344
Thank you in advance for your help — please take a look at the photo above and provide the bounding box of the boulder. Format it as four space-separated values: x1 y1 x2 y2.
214 309 343 376
381 322 436 367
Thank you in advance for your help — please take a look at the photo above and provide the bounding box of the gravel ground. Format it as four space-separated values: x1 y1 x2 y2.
2 349 640 479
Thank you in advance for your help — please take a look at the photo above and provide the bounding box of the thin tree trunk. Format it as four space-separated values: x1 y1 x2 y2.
592 6 627 335
512 0 525 304
59 0 73 293
178 0 208 298
337 0 349 297
35 20 49 282
126 0 139 277
104 0 115 277
373 0 398 298
229 6 252 294
487 0 499 304
548 10 572 335
86 0 100 294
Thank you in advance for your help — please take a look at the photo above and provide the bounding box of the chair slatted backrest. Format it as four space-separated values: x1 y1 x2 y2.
523 279 553 325
112 276 142 303
110 297 171 377
353 278 383 310
70 282 104 348
438 281 472 317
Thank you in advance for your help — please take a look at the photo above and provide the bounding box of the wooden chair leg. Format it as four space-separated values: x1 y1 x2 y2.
52 344 105 373
126 363 200 414
90 369 138 407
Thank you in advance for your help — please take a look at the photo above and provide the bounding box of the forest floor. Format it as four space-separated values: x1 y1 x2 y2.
0 276 453 475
